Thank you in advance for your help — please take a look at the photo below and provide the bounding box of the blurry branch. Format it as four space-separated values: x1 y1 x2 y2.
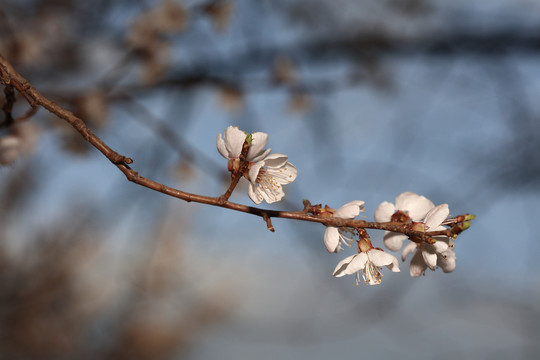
0 53 469 240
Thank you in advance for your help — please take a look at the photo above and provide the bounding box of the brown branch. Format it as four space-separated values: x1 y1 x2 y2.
0 53 465 242
220 138 250 202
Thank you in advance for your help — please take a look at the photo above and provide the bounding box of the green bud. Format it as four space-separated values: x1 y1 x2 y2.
459 221 471 231
245 133 252 146
464 214 476 221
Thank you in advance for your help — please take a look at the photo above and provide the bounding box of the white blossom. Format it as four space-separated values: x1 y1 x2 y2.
333 249 400 285
216 125 270 162
401 204 454 277
248 153 296 204
374 192 435 252
323 200 365 253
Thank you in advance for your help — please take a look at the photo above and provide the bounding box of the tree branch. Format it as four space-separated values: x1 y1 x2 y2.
0 53 467 242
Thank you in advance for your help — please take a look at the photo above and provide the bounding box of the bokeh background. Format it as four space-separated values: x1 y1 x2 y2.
1 0 539 359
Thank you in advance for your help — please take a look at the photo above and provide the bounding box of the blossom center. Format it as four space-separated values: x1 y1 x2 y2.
391 210 411 223
359 257 383 286
254 167 282 198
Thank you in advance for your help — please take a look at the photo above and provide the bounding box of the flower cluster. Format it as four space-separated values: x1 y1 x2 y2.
217 126 297 204
216 127 474 287
316 201 401 286
315 192 472 286
374 192 469 277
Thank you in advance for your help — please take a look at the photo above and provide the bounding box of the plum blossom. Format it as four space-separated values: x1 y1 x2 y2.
216 125 271 163
333 249 400 285
401 204 454 277
323 200 365 253
216 126 296 204
374 192 435 252
248 153 296 204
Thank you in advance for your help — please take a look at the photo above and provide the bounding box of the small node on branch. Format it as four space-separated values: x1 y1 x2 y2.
302 199 313 213
263 213 275 232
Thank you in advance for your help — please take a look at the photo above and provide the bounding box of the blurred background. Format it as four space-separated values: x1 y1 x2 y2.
0 0 539 359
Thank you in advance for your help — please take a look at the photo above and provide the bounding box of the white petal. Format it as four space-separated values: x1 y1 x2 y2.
405 196 435 221
387 256 400 272
401 242 417 261
367 249 397 267
440 257 456 273
261 153 289 168
374 201 396 222
259 182 285 204
216 133 229 159
384 232 407 252
432 239 449 253
248 183 263 204
250 147 271 163
267 162 297 184
394 192 420 209
333 255 357 277
248 161 264 183
246 132 268 161
409 250 427 277
424 204 449 229
223 126 246 158
440 249 456 260
324 227 340 253
346 253 368 274
334 200 365 219
421 250 437 270
438 250 457 273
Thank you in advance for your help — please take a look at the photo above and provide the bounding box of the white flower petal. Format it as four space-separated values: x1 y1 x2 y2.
250 147 271 163
257 181 285 204
333 255 357 277
367 249 397 267
261 153 289 168
422 250 437 270
384 232 407 252
334 200 365 219
401 242 417 261
223 126 246 158
440 257 456 273
394 192 420 209
387 256 400 272
374 201 396 222
346 253 368 274
432 239 449 253
267 162 297 184
409 250 427 277
216 133 229 159
405 195 435 221
248 161 264 183
324 227 340 253
248 183 263 204
438 250 457 273
246 132 268 161
424 204 449 229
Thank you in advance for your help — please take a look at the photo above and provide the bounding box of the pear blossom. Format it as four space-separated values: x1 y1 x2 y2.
248 153 296 204
216 125 271 163
323 200 365 253
374 192 435 252
333 249 400 285
401 204 454 277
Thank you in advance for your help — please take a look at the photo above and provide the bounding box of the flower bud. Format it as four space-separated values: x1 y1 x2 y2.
458 221 471 231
